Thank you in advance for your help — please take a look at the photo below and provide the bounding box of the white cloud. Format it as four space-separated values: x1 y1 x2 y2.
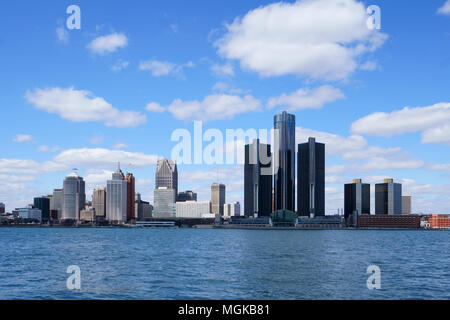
112 142 128 149
351 102 450 144
87 33 128 55
53 148 158 168
111 60 130 72
145 102 165 113
13 134 33 143
0 159 68 175
56 26 69 43
267 85 345 111
139 60 194 76
148 94 261 121
25 87 146 128
216 0 388 80
428 163 450 172
438 0 450 15
38 145 60 152
211 63 234 77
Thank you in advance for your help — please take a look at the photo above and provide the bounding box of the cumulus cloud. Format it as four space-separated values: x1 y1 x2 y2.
112 142 128 150
145 102 165 113
211 63 234 77
0 159 68 175
56 26 69 43
216 0 388 80
25 87 146 128
267 85 345 111
13 134 33 143
350 102 450 144
438 0 450 15
139 60 194 76
38 145 60 152
87 33 128 55
146 94 262 121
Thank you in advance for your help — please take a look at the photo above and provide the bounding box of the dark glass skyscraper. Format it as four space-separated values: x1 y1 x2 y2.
344 179 370 220
34 196 50 223
297 137 325 217
375 179 402 215
244 139 272 217
274 112 296 212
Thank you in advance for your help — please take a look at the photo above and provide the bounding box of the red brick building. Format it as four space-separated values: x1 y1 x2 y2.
125 173 136 221
357 214 421 229
428 214 450 229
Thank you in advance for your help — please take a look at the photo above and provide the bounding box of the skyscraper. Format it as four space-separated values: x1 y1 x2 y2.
402 195 412 215
154 187 176 217
211 183 226 215
177 190 197 202
244 139 272 217
274 111 296 212
0 203 5 214
92 187 106 217
344 179 370 221
62 172 86 221
106 165 127 223
51 189 63 219
125 173 136 221
155 158 178 200
375 179 402 215
298 137 325 217
33 196 50 223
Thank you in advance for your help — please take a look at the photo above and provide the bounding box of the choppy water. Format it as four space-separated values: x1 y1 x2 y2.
0 228 448 300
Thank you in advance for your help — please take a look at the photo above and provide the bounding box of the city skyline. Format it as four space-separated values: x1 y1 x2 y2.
1 0 450 214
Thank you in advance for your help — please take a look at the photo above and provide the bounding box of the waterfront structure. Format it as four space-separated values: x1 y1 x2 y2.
51 189 63 219
177 190 197 202
154 187 176 218
298 137 325 217
0 203 5 214
155 158 178 200
428 214 450 229
125 173 136 221
244 139 272 217
297 215 343 229
62 172 86 221
402 195 412 215
17 207 42 221
92 187 106 217
135 193 153 221
344 179 370 222
223 202 241 218
176 201 214 218
273 111 296 212
33 196 50 223
211 183 226 215
80 208 95 222
375 179 402 215
357 214 420 229
106 165 127 223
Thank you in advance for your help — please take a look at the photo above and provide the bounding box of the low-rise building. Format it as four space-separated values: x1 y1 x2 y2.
176 201 212 218
17 207 42 222
428 214 450 229
223 202 241 218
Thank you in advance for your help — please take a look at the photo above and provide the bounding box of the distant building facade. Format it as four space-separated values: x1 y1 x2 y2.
33 196 50 223
92 187 106 217
244 139 272 217
0 203 4 214
177 191 197 202
154 187 176 218
135 193 153 221
106 166 127 223
224 202 241 218
298 137 325 217
402 195 412 215
125 173 136 221
155 158 178 200
375 179 402 215
344 179 370 221
211 183 226 215
62 172 86 221
51 189 63 219
17 207 42 221
176 201 213 218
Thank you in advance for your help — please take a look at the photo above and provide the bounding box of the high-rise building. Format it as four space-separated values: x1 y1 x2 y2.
155 158 178 200
62 172 86 221
298 137 325 217
51 189 63 219
0 203 5 214
224 202 241 218
33 196 50 223
154 187 176 217
135 193 153 221
244 139 272 217
344 179 370 221
92 187 106 217
106 165 127 223
274 111 296 212
211 183 226 215
402 195 412 215
177 190 197 202
125 173 136 221
375 179 402 215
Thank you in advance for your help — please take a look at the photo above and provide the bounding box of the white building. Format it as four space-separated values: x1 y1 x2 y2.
17 207 42 221
223 202 241 218
62 172 85 221
106 166 127 223
176 201 214 218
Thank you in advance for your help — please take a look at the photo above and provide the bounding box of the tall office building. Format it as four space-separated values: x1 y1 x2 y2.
125 173 136 221
155 158 178 200
375 179 402 215
211 183 226 215
298 137 325 217
177 190 197 202
0 203 5 214
224 202 241 218
33 196 50 222
274 111 296 212
135 193 153 221
106 165 127 223
92 187 106 217
62 172 86 221
51 189 63 219
344 179 370 221
154 187 176 217
244 139 272 217
402 195 412 215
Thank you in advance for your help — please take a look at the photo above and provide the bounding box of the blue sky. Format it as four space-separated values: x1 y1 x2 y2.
1 0 450 213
